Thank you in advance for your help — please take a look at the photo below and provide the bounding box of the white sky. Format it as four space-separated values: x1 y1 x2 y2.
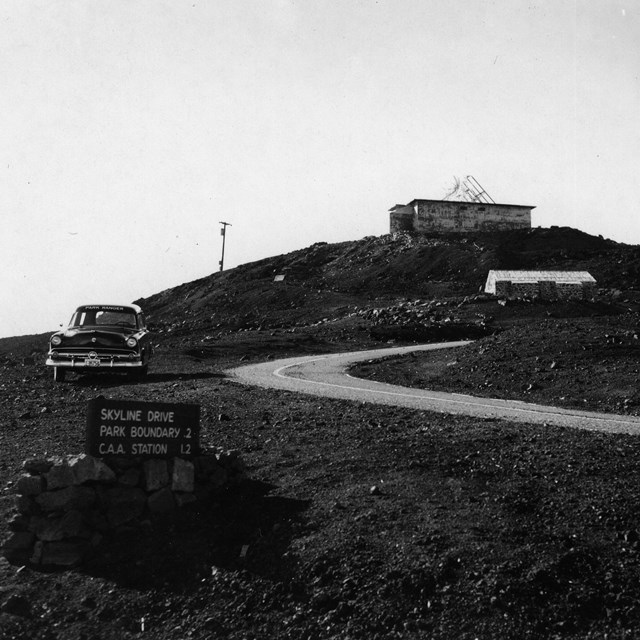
1 0 639 338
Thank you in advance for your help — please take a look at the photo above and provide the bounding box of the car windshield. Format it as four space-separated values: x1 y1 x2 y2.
69 308 138 329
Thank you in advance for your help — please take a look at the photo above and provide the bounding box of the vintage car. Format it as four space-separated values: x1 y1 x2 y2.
46 304 152 382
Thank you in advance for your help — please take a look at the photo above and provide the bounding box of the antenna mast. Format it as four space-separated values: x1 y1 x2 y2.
443 175 496 204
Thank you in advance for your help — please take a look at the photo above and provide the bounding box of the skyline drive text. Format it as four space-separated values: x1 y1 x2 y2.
87 398 200 458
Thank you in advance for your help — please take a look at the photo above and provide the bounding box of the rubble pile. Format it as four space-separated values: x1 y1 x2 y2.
3 451 247 567
354 297 496 342
357 296 489 325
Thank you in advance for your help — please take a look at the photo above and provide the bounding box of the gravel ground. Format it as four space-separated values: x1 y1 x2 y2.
2 321 640 639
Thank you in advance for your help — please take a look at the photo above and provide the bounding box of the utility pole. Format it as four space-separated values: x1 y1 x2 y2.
219 221 232 272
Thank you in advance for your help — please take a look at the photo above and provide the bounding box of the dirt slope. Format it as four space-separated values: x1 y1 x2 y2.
134 227 640 339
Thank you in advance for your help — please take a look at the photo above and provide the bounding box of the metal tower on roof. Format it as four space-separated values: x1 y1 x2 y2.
443 175 496 204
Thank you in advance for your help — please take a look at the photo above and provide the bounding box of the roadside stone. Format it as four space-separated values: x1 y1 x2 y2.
90 532 103 548
147 487 176 514
41 540 90 567
104 486 147 527
7 513 29 532
87 510 108 532
32 511 90 541
3 531 35 551
32 516 64 542
30 540 44 564
174 492 198 508
15 494 37 515
23 458 54 475
118 468 141 487
36 486 96 512
15 474 45 496
104 486 147 510
1 593 32 618
172 458 195 492
143 459 169 491
70 454 116 485
45 461 75 490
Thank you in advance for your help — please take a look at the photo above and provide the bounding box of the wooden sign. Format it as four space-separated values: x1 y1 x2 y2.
86 396 200 458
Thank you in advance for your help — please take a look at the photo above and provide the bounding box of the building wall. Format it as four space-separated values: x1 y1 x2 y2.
412 201 531 233
493 280 596 300
389 205 414 233
389 201 532 234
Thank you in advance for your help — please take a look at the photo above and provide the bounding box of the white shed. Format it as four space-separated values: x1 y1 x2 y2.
485 270 597 300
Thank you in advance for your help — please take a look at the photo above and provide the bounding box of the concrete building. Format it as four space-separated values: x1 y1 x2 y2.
485 270 597 300
390 199 534 234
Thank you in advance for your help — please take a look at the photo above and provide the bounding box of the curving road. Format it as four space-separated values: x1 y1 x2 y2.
227 342 640 435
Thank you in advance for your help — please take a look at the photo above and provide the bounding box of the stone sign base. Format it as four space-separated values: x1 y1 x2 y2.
3 451 247 567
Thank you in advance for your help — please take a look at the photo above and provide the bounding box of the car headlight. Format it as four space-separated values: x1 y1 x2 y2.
126 337 138 348
51 335 62 346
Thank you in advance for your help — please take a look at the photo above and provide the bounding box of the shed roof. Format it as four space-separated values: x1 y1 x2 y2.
487 270 596 284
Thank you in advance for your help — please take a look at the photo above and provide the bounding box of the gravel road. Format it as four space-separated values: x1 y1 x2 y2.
228 342 640 435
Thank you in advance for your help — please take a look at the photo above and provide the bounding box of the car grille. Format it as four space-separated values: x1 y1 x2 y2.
50 348 138 361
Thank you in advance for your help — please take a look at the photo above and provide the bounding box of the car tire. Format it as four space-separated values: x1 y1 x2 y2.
53 367 66 382
130 366 148 381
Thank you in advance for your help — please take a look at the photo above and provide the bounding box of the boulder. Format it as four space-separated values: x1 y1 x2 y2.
40 540 91 567
104 486 147 527
45 461 75 490
117 468 141 487
69 455 116 484
36 486 96 512
174 492 198 508
172 458 195 492
23 458 54 475
15 474 45 496
147 488 176 514
3 531 35 551
32 510 90 541
143 459 169 491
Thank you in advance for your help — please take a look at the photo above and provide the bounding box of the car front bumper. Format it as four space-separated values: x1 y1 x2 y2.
46 352 145 370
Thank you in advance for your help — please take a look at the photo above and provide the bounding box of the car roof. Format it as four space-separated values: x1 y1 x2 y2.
74 304 143 314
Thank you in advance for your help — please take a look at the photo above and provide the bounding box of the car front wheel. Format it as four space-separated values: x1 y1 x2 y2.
130 365 148 381
53 367 66 382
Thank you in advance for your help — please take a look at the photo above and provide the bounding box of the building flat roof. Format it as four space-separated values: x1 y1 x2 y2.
487 270 596 283
407 199 535 210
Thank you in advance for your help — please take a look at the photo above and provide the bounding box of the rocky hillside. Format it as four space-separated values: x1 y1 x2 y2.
135 227 640 340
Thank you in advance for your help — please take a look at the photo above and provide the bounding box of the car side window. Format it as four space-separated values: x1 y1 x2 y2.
138 313 146 329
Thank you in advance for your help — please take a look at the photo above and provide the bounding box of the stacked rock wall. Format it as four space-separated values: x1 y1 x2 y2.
3 451 246 567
